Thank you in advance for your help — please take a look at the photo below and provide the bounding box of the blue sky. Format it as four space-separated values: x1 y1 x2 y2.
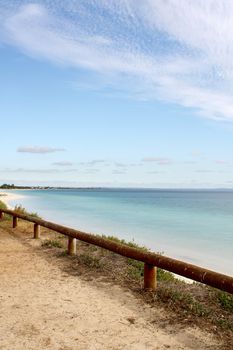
1 1 233 188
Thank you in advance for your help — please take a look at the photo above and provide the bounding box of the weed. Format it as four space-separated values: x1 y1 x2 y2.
0 200 11 220
217 291 233 312
41 239 63 249
101 235 148 251
217 318 233 331
14 204 40 218
157 268 175 282
78 254 102 269
127 258 144 280
58 251 69 257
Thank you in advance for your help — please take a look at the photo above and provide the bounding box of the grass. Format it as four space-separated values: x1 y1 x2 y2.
103 235 176 282
217 319 233 331
127 258 176 282
101 234 148 251
157 285 210 317
41 239 63 249
0 200 11 220
14 204 40 218
217 291 233 312
78 253 103 269
0 200 40 219
0 200 7 210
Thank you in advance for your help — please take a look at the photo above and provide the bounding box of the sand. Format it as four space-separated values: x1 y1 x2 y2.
0 227 222 350
0 191 25 209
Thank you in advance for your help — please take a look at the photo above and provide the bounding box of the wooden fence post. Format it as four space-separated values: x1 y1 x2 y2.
34 224 40 239
144 263 157 291
13 216 18 229
68 237 76 255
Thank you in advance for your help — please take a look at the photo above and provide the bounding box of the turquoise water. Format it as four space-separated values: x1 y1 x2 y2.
3 188 233 276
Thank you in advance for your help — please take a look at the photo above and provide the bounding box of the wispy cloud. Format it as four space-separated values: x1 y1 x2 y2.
112 170 126 175
142 157 172 165
2 2 233 120
195 169 215 173
183 161 197 165
114 162 128 168
52 161 73 166
79 160 106 166
147 171 164 174
1 167 76 173
83 169 100 174
17 146 66 154
215 160 227 165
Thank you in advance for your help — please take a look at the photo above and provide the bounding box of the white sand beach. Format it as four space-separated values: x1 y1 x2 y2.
0 192 25 209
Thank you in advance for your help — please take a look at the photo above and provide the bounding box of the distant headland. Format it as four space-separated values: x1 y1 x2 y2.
0 183 49 190
0 184 103 190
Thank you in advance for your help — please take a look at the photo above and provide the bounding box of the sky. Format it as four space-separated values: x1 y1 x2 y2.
1 1 233 188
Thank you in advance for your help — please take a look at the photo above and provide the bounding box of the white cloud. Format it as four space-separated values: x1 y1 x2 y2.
112 170 126 175
114 162 127 168
215 160 227 165
79 160 106 166
142 157 172 165
2 2 233 120
17 146 66 154
195 170 215 173
1 167 77 173
52 161 73 166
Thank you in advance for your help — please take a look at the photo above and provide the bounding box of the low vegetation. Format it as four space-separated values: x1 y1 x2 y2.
13 204 40 218
0 200 11 220
0 200 8 211
0 200 40 219
41 239 63 249
217 291 233 312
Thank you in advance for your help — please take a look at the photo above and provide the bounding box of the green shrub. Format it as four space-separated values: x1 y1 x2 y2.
41 239 63 248
78 254 102 268
14 204 40 218
101 235 148 251
127 258 144 279
0 200 8 210
157 268 176 282
0 200 11 220
218 291 233 312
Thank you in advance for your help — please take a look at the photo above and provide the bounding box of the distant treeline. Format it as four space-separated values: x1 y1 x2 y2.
0 184 49 190
0 184 32 189
0 184 104 190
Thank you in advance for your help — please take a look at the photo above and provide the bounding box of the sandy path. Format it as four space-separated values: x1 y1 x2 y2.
0 228 220 350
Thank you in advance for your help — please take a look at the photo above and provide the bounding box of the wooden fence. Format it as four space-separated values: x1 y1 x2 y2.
0 208 232 294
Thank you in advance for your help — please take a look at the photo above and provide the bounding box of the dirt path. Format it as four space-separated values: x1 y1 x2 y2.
0 228 221 350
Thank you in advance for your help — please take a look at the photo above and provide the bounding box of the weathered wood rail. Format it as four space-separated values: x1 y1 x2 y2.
0 208 232 294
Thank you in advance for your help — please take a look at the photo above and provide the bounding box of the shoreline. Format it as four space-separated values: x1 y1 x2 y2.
0 192 26 209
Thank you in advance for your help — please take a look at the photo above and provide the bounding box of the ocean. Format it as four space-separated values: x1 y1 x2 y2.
3 188 233 276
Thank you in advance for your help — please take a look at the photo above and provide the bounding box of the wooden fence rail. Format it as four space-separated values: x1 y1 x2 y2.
0 208 232 294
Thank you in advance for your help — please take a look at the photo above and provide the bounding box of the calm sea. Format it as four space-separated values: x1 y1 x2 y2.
3 188 233 276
